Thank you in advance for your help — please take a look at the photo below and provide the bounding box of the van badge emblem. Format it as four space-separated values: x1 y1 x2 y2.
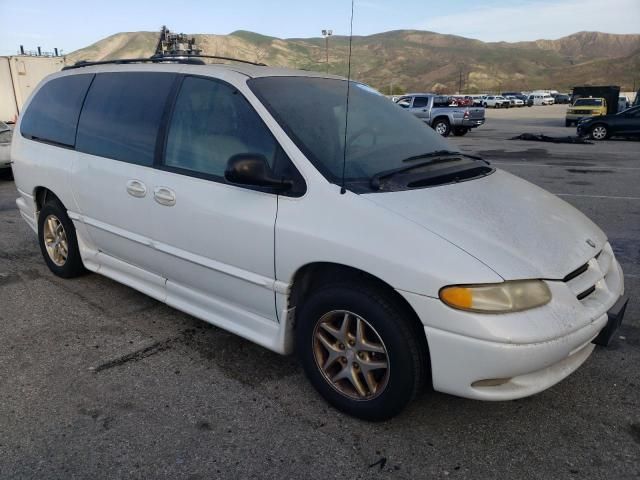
586 239 596 248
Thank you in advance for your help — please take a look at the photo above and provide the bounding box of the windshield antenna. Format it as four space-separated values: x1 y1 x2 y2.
340 0 355 195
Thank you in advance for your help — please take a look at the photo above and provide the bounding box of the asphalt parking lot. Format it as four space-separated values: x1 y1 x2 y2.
1 104 639 479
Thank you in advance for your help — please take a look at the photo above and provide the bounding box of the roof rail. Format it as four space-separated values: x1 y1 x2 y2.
62 54 266 71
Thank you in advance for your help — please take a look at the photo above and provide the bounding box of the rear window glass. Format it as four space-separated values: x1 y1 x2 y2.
20 74 94 146
76 72 176 166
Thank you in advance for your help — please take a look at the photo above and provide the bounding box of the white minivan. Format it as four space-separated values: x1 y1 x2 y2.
528 94 555 106
11 59 627 420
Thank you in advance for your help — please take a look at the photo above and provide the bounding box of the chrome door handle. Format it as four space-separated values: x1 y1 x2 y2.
126 179 147 198
153 187 176 206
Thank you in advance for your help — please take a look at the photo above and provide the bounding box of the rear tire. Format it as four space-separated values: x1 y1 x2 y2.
38 199 86 278
296 282 428 421
432 118 451 136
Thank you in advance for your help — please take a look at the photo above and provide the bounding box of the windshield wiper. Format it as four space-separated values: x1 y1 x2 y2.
402 150 485 162
369 158 461 190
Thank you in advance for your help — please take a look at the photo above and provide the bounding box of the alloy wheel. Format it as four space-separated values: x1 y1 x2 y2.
43 214 68 266
591 126 607 140
435 122 448 135
312 310 390 400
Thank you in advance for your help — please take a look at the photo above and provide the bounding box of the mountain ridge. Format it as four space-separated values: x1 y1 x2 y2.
66 30 640 92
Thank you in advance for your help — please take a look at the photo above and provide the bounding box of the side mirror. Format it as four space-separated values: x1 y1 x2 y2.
225 153 292 191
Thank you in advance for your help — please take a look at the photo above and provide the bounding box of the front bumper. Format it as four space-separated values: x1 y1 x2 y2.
399 246 625 400
423 314 606 400
576 122 594 135
566 113 597 122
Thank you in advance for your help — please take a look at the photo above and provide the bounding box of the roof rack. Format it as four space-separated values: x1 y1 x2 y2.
62 54 266 71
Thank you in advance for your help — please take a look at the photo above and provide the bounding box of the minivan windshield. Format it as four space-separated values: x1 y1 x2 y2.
248 76 456 186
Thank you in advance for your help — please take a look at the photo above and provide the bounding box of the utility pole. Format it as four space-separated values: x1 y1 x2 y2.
459 69 463 94
322 29 333 74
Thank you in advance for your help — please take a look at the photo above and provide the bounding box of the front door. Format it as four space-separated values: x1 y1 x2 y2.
410 96 431 122
151 75 280 325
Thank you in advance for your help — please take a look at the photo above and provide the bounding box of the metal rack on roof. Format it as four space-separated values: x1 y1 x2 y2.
62 54 267 71
63 26 267 71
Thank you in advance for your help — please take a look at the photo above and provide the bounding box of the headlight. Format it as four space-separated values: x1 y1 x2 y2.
439 280 551 313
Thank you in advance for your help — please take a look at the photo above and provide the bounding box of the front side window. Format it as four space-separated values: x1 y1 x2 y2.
164 76 278 178
76 72 176 166
412 97 429 108
21 74 94 146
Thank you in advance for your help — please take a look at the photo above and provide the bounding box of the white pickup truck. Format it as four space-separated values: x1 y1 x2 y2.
395 94 486 136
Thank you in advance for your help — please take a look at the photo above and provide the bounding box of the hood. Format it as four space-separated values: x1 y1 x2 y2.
363 169 606 280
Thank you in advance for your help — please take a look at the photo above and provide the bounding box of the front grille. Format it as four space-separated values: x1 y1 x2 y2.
563 262 589 283
577 285 596 301
563 243 620 304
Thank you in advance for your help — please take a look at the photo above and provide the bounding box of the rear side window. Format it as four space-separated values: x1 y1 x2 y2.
20 74 94 146
76 72 176 166
433 96 450 107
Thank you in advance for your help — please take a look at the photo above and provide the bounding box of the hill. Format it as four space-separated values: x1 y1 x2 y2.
66 30 640 93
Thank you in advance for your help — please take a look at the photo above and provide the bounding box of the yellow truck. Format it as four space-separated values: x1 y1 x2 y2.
566 97 607 126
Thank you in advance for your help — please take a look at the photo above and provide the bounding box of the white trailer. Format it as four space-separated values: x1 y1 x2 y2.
0 55 65 123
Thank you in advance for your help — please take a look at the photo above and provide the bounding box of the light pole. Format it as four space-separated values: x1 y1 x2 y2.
322 29 333 74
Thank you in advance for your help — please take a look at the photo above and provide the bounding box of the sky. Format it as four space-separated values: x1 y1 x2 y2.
0 0 638 55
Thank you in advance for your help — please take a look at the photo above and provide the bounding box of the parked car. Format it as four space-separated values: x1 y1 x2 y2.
553 94 571 104
472 95 486 106
395 94 485 136
577 105 640 140
505 96 525 107
12 61 627 420
483 95 509 108
0 121 13 177
566 97 608 126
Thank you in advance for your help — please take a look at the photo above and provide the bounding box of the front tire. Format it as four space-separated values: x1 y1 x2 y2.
590 124 608 141
432 118 451 137
296 282 428 421
38 199 86 278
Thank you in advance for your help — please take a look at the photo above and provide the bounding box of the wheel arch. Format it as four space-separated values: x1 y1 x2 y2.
33 186 63 213
287 262 429 342
431 115 450 126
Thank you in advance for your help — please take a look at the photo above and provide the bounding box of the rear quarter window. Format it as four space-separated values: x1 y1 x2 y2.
20 74 94 146
76 72 176 166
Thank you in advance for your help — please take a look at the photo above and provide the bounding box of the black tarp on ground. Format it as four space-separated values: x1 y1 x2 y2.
510 133 593 144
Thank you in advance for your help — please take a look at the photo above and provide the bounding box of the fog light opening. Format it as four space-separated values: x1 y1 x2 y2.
471 378 511 388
